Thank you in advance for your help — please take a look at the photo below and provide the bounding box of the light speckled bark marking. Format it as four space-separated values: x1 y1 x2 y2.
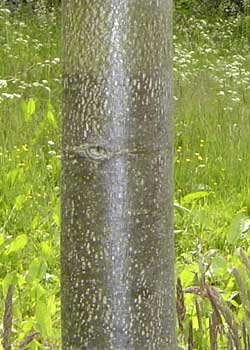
61 1 175 349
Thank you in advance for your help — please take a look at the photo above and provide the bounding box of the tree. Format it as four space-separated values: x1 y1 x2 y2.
61 1 175 349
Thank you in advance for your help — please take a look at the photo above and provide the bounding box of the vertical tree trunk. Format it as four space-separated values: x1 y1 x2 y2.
61 1 175 349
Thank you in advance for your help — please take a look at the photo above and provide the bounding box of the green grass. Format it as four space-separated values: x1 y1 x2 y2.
0 5 250 349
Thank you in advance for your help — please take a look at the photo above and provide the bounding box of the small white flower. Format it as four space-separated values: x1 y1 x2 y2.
217 91 225 96
0 80 7 88
48 140 55 146
232 97 240 102
32 82 41 87
0 8 11 14
2 93 14 99
44 273 53 280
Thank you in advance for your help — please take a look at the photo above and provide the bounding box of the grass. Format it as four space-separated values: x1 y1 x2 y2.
0 4 250 349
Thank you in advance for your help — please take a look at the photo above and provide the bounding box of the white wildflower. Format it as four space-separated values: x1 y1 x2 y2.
217 91 225 96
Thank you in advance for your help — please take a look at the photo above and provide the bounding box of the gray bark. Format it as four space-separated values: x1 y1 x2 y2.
61 1 175 349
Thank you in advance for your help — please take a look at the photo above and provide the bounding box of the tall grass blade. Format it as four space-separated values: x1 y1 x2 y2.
239 248 250 276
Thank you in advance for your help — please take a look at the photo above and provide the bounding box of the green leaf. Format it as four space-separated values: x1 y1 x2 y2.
14 194 26 210
46 110 57 128
31 284 46 301
21 98 36 122
53 212 60 227
179 268 194 288
227 213 244 244
40 242 52 258
0 234 4 247
7 168 22 186
27 98 36 116
47 295 56 316
230 299 240 308
211 256 226 274
26 257 47 283
2 273 17 297
35 301 52 337
181 191 210 205
31 216 39 230
7 234 28 254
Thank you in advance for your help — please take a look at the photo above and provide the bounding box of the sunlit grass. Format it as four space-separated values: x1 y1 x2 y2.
174 16 250 198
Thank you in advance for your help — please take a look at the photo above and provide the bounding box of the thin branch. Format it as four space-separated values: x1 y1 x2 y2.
209 310 218 350
18 331 39 349
2 285 13 350
188 320 193 350
176 277 186 333
195 299 203 336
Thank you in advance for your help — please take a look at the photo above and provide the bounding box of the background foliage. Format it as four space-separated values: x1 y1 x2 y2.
175 0 249 16
0 1 250 349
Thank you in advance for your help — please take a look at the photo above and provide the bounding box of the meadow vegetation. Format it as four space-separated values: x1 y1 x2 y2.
0 3 250 349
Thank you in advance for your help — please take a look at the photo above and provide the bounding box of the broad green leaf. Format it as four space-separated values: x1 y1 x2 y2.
179 269 194 288
21 98 36 122
237 307 245 322
7 234 28 254
46 110 57 128
31 339 41 349
192 316 199 330
31 216 39 230
21 318 33 334
227 213 244 244
40 241 52 258
35 301 52 337
211 256 226 274
14 194 26 210
53 212 60 227
0 234 4 247
27 98 36 116
181 191 210 205
47 295 56 316
31 284 46 301
7 168 22 186
46 101 53 111
2 273 17 297
27 257 47 283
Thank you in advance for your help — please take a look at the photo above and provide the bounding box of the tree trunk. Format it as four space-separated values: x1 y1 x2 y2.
61 1 175 349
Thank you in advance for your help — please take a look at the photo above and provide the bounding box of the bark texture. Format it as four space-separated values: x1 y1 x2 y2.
61 1 175 349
